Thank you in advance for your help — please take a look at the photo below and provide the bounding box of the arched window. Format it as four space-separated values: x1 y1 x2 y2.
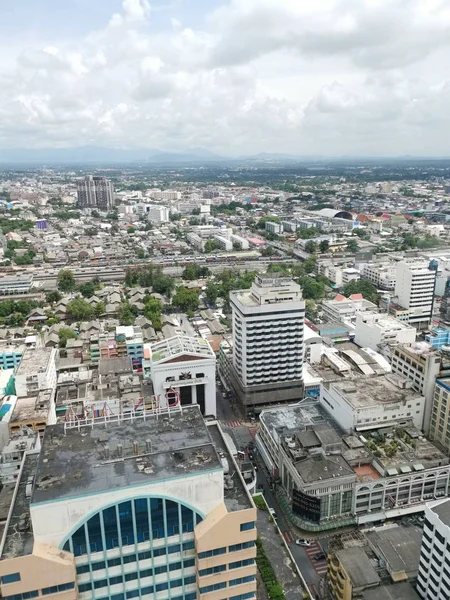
62 496 204 557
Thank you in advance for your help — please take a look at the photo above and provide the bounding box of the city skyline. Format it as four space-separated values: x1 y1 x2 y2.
1 0 450 157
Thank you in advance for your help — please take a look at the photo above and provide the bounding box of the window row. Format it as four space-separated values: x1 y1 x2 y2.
95 589 197 600
199 559 255 578
4 583 74 600
76 542 195 574
78 559 195 587
79 574 196 593
199 575 256 594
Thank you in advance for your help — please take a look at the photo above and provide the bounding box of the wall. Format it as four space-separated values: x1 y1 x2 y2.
30 470 225 549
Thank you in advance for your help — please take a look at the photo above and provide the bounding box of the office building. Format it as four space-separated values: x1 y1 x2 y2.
425 327 450 349
0 406 257 600
228 273 305 412
145 335 216 416
0 275 34 296
361 263 396 291
387 342 441 434
440 278 450 324
229 234 249 250
256 401 450 531
394 260 437 329
136 204 170 223
354 312 416 351
77 176 115 211
322 294 377 326
417 499 450 599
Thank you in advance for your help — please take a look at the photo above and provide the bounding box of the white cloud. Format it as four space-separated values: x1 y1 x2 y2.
1 0 450 154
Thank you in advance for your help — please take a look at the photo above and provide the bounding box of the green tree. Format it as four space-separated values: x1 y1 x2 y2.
342 279 379 304
119 303 136 326
79 281 97 298
144 297 163 330
57 269 77 292
261 246 275 257
305 240 317 254
66 298 94 320
346 239 359 252
205 281 218 307
58 327 77 348
94 301 105 317
45 290 62 304
300 278 325 300
127 226 136 234
172 287 199 312
182 264 211 280
204 239 220 253
319 240 329 253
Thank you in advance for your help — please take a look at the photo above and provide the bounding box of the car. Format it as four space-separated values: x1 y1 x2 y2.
268 507 278 520
295 539 311 547
314 552 326 561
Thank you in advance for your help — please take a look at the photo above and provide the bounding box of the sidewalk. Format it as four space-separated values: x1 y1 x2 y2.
256 502 309 600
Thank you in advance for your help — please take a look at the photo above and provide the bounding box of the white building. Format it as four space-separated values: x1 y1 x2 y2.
394 260 437 328
147 335 216 416
354 312 416 351
214 234 233 251
135 203 170 223
322 294 378 325
342 267 361 285
417 499 450 599
304 324 322 364
320 374 425 433
228 274 305 411
386 342 442 434
186 232 204 251
361 263 396 291
229 234 249 250
265 221 282 234
14 348 57 398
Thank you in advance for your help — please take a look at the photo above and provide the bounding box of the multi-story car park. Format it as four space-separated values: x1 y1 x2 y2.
256 397 450 532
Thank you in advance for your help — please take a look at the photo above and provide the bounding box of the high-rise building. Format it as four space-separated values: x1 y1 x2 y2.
417 499 450 598
77 176 115 211
228 273 305 413
0 406 257 600
394 260 437 329
440 277 450 324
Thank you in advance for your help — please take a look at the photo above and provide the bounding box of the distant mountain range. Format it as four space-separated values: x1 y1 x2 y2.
0 146 447 165
0 146 332 165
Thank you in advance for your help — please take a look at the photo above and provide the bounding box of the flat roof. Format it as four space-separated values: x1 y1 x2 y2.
366 525 422 575
151 334 214 362
430 498 450 526
329 375 423 409
32 407 223 505
362 583 420 600
335 547 380 588
17 348 54 374
10 390 53 424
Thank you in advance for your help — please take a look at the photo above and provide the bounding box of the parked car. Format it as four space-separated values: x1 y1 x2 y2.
295 539 311 547
268 507 278 520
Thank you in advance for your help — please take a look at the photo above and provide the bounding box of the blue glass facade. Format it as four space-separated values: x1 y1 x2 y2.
61 497 203 600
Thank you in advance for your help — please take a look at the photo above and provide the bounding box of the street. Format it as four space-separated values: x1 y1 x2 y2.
215 383 325 599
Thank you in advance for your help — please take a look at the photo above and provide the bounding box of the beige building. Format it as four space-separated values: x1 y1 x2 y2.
0 406 257 600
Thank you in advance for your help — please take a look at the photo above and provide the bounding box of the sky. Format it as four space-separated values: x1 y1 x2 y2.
1 0 450 156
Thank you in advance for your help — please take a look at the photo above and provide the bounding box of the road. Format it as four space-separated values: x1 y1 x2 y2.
252 452 325 599
215 390 324 598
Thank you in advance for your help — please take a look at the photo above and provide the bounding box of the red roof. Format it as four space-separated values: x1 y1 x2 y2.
333 294 347 301
349 293 363 300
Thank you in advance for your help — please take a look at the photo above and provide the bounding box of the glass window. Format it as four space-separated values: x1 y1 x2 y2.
166 499 180 536
134 499 150 542
103 506 119 550
150 498 164 539
2 574 21 584
87 513 103 553
42 587 58 596
118 501 134 546
240 522 255 532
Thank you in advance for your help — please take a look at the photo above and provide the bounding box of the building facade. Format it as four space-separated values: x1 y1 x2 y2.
394 260 437 329
0 407 257 600
77 176 115 211
417 499 450 599
228 274 305 412
14 348 57 398
354 312 416 352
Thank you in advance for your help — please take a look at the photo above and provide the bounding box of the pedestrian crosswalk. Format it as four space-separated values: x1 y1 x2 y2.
282 530 295 544
303 540 328 575
222 420 241 428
